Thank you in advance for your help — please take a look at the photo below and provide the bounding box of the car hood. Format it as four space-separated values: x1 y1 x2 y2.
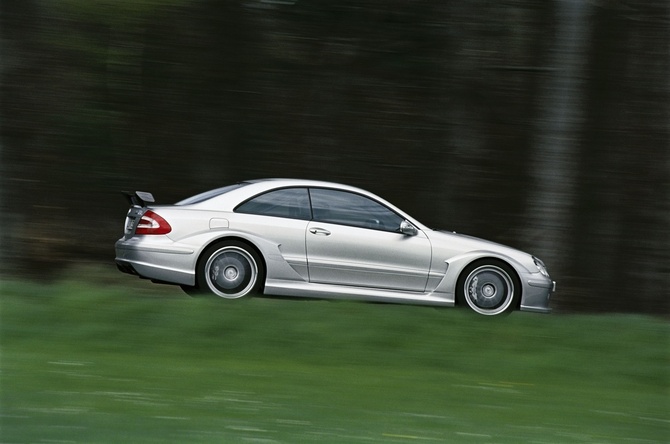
426 229 535 269
431 229 513 249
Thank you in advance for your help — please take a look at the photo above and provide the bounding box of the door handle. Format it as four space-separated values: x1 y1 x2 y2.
310 227 331 236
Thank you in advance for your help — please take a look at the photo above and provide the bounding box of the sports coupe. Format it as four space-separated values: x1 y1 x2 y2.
115 179 554 315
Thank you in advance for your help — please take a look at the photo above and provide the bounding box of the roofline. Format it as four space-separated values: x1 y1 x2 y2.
243 178 371 193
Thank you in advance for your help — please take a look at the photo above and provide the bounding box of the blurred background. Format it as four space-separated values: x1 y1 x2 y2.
1 0 668 314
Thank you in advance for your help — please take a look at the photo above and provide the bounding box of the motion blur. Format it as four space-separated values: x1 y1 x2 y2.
1 1 668 314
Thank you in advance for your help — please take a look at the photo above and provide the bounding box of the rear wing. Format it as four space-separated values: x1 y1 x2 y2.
122 191 155 207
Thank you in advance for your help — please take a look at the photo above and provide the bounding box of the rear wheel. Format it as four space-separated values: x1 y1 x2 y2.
457 259 520 316
189 240 264 299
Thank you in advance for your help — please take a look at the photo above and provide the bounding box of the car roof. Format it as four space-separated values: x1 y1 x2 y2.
245 178 360 188
241 178 384 195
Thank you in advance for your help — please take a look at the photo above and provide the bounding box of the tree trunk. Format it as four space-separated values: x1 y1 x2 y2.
524 0 591 310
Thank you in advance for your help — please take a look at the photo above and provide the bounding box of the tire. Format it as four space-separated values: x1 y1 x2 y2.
194 240 264 299
457 259 520 316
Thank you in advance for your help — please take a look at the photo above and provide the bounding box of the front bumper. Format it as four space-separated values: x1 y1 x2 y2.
520 275 555 313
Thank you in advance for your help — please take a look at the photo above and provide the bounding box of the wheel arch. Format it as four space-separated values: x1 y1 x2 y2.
196 235 268 290
453 255 523 311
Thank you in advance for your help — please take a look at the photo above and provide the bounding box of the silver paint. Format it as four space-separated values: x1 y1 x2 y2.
115 179 554 314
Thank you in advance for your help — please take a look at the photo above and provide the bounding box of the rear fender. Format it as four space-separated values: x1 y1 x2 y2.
186 230 308 284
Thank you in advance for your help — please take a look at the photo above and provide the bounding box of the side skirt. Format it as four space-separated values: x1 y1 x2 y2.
263 279 455 307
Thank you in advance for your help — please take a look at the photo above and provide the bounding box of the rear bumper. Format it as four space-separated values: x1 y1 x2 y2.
115 238 196 286
116 259 140 276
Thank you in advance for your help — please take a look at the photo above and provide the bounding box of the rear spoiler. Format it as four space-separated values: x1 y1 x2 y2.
122 191 155 207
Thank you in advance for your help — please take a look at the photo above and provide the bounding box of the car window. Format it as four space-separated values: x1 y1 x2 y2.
309 188 404 232
176 183 249 205
235 187 311 220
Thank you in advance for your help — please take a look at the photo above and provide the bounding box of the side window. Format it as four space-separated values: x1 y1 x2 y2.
235 188 311 220
309 188 404 232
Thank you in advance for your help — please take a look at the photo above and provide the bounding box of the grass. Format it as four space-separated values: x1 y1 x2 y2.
1 265 669 443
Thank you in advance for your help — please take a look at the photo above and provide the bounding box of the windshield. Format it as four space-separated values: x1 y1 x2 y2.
175 183 249 205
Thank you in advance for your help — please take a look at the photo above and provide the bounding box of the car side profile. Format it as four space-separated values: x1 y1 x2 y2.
115 179 554 315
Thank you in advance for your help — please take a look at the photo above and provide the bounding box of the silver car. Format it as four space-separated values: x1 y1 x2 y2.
115 179 554 315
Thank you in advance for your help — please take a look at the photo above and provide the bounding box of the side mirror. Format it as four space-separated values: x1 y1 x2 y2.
399 220 418 236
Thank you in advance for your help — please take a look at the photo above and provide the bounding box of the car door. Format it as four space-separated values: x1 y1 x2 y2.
306 188 431 292
234 187 311 280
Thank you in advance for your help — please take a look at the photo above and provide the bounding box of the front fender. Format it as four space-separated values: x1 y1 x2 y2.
432 250 530 296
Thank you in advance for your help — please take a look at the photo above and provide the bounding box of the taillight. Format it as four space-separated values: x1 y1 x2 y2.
135 210 172 235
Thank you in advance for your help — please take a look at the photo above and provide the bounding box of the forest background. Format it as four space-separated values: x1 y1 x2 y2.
1 0 668 314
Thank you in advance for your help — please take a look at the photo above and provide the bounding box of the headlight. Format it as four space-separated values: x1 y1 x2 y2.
533 256 550 277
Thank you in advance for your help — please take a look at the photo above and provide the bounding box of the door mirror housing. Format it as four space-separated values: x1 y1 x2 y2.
399 220 419 236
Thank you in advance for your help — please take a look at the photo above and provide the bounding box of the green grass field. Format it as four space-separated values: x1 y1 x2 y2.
2 266 668 443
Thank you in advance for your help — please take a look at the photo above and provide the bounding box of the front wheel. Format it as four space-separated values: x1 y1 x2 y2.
457 260 520 316
194 240 264 299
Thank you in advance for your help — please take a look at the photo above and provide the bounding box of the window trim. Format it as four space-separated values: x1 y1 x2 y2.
307 187 405 233
232 185 409 233
233 186 312 221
